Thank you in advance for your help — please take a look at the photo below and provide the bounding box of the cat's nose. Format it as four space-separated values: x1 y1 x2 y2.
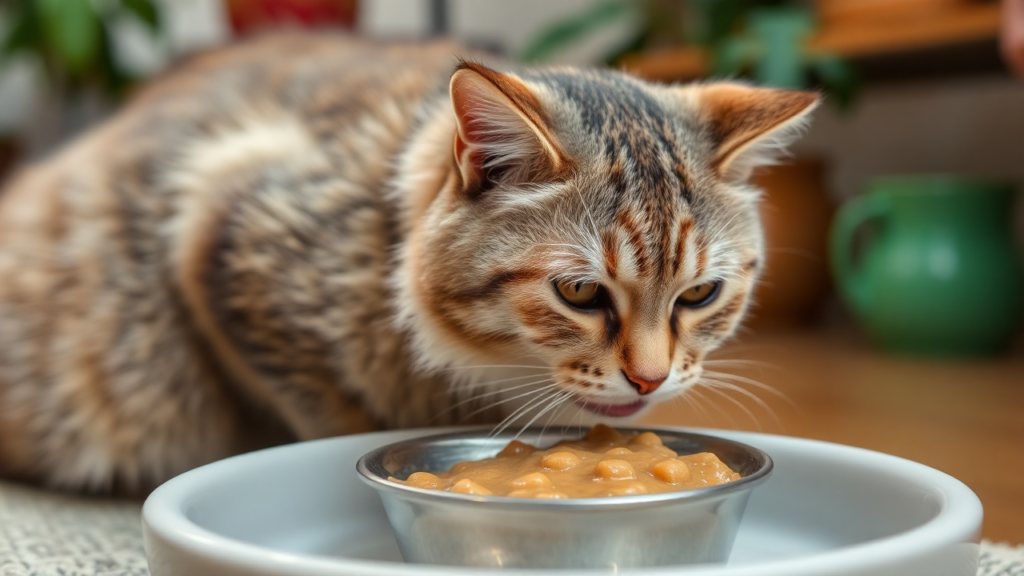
622 370 667 396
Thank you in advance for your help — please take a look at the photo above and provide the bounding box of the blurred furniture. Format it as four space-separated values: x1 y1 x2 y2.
0 137 17 183
225 0 358 34
641 327 1024 544
748 160 834 329
620 1 1006 82
831 177 1023 357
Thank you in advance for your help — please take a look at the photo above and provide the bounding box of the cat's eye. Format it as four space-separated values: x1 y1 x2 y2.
676 281 722 308
555 280 602 310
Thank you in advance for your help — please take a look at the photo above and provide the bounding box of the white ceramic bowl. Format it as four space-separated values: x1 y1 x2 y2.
142 427 983 576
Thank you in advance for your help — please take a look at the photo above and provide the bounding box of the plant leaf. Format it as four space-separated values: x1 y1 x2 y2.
712 37 759 79
97 23 133 96
603 25 653 67
519 0 636 63
1 2 39 59
812 52 858 110
39 0 101 75
119 0 160 34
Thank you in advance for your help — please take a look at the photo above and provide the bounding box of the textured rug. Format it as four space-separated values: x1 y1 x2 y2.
0 480 1021 575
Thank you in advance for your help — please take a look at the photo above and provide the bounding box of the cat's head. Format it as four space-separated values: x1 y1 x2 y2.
396 61 818 419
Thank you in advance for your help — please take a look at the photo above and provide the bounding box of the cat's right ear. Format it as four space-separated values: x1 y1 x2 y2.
695 82 820 183
449 62 567 196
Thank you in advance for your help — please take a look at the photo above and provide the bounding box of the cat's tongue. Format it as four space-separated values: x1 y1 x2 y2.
578 398 646 418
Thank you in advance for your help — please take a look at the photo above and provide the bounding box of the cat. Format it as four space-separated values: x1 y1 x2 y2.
0 32 817 495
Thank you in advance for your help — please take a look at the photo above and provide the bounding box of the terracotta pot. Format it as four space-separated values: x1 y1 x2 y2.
748 159 835 329
226 0 359 35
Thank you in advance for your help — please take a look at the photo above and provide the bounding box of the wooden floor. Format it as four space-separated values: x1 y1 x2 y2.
639 327 1024 544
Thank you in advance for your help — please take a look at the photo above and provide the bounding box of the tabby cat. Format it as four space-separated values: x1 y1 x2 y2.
0 33 817 494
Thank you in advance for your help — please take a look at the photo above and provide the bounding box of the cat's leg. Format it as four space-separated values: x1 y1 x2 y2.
0 163 248 494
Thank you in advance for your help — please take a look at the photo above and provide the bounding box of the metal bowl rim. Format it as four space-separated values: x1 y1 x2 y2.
355 426 773 509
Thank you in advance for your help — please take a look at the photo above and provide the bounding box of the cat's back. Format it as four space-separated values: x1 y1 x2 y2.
0 33 466 319
0 33 466 274
0 34 468 490
129 33 461 143
2 32 463 209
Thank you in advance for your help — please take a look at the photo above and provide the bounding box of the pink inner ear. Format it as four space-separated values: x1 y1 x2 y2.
449 66 566 192
451 81 498 189
452 125 481 187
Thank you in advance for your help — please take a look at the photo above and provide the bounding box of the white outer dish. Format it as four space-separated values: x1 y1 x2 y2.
142 428 982 576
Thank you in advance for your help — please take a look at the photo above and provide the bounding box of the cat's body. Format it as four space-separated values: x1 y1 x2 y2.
0 33 817 494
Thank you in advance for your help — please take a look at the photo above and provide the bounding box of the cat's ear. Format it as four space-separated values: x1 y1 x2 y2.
697 83 820 183
449 61 567 196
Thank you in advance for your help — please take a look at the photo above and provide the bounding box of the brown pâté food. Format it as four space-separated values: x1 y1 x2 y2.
390 425 741 499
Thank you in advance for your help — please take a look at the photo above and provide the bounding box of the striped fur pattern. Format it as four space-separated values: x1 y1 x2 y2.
0 33 817 493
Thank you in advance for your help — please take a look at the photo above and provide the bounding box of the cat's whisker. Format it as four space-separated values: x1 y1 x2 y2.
454 371 559 391
668 395 695 427
733 324 758 338
678 393 710 428
696 379 770 428
558 396 583 436
511 390 575 441
489 388 565 438
440 373 550 399
540 391 577 439
680 389 716 426
701 369 795 407
700 376 780 416
458 380 558 421
687 387 738 429
697 382 762 431
494 387 567 431
700 378 783 430
703 359 775 370
433 364 548 373
430 379 552 424
536 391 576 432
446 377 558 411
569 398 590 437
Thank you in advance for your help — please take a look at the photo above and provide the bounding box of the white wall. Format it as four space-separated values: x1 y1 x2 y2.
795 76 1024 202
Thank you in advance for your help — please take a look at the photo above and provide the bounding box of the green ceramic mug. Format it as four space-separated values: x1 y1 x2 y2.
830 176 1024 357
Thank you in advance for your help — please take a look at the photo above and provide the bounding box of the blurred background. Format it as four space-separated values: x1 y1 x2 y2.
0 0 1021 541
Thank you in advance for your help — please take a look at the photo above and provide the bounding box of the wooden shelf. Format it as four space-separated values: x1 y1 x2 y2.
618 2 1004 82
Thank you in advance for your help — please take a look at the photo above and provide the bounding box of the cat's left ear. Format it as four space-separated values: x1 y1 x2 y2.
449 61 569 196
695 83 820 183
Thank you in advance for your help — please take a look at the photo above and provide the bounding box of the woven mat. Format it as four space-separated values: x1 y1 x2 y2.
0 481 1021 575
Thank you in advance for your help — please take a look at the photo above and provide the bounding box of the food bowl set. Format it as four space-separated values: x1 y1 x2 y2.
142 426 983 576
357 428 771 569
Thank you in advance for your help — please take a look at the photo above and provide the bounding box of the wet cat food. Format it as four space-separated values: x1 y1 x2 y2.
390 425 740 498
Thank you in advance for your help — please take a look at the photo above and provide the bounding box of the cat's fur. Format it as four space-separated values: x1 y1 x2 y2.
0 33 817 494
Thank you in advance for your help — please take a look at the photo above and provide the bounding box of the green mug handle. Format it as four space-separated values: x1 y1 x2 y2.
829 193 890 315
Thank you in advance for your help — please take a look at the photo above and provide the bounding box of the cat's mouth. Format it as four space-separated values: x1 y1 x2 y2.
575 398 647 418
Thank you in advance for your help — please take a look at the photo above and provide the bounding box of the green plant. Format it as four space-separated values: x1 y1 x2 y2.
520 0 857 109
714 5 856 107
0 0 163 98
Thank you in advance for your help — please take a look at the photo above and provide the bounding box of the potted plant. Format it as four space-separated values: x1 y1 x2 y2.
0 0 164 157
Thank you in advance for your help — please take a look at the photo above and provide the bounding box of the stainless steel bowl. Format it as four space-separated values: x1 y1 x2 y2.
356 427 772 570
